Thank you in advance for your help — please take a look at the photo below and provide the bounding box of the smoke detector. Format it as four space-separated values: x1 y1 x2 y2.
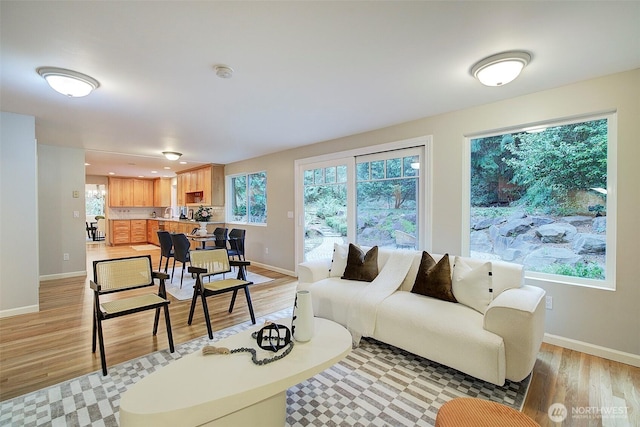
214 65 234 79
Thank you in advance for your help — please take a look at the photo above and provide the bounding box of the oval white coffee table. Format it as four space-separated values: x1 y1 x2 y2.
119 317 352 426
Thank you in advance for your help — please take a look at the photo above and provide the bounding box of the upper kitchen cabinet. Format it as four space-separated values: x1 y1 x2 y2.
108 177 155 207
153 178 172 207
108 177 133 207
176 164 224 207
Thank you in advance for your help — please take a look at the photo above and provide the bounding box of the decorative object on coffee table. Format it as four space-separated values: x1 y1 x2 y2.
291 290 314 342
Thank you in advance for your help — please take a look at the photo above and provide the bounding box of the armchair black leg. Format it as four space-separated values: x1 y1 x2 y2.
200 290 214 339
96 319 108 376
187 277 200 325
92 309 97 353
153 307 160 335
244 286 256 324
164 304 175 352
228 289 238 313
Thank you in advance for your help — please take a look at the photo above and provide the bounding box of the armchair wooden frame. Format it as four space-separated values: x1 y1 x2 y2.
187 249 256 339
91 255 175 375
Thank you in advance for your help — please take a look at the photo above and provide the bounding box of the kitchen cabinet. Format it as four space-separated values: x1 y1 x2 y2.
176 164 224 207
133 179 154 207
147 220 160 245
108 177 155 207
109 219 149 245
109 178 133 207
154 178 172 207
130 220 147 243
110 220 131 245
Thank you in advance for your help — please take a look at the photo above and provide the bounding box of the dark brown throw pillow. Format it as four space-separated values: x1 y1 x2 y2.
341 244 379 282
411 252 457 303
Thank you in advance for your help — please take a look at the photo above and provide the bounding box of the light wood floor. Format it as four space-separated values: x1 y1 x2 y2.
1 244 638 426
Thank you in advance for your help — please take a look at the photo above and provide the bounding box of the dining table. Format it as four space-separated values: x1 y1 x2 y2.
188 233 224 250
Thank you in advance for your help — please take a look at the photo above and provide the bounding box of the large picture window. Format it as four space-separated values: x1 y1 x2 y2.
228 171 267 224
466 114 616 288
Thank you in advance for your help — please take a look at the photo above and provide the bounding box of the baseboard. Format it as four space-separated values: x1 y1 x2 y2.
0 304 39 318
40 270 87 281
247 260 296 278
544 333 640 367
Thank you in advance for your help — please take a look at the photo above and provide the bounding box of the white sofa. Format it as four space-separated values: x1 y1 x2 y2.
297 247 546 386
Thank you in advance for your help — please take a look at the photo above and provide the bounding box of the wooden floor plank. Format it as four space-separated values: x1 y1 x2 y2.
1 243 639 427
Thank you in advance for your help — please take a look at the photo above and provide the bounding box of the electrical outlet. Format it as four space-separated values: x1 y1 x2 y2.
545 295 553 310
63 253 70 261
265 247 269 254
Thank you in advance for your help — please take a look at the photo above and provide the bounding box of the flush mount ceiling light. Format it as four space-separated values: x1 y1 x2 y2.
37 67 100 97
214 65 234 79
471 51 531 87
162 151 182 161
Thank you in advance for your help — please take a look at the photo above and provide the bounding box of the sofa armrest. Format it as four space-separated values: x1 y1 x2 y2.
483 285 546 382
298 259 331 283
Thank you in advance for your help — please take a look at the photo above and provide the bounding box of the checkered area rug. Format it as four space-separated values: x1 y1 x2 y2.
1 309 530 427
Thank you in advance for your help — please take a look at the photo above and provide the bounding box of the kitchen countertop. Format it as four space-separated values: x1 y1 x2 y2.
112 218 224 224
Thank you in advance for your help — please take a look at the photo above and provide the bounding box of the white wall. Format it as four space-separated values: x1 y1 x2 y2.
0 112 39 317
226 70 640 358
38 144 87 279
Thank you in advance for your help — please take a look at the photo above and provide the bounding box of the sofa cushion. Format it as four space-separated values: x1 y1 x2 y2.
411 252 457 303
307 277 368 327
452 257 493 314
329 243 350 277
342 244 379 282
454 256 523 297
375 291 506 385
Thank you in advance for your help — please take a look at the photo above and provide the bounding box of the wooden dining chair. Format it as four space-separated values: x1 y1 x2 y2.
187 249 255 339
91 255 174 375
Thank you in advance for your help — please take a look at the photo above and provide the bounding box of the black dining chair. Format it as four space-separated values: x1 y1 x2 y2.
170 233 191 288
213 227 228 249
157 231 175 273
227 228 246 261
86 221 97 240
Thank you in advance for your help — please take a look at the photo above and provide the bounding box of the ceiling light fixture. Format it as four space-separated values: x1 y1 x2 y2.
214 65 234 79
471 51 531 87
37 67 100 97
162 151 182 161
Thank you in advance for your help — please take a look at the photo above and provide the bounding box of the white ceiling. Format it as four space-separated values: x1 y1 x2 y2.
1 1 639 178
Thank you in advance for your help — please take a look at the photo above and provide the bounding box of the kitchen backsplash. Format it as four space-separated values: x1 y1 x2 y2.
106 206 225 221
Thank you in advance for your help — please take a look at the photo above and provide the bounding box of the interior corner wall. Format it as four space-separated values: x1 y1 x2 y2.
0 112 39 317
38 144 87 278
225 69 639 356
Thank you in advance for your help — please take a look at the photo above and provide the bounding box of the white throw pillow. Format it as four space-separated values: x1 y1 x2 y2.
329 243 350 277
452 257 493 314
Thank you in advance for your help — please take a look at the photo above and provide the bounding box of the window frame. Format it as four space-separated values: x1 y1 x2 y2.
226 170 268 226
462 112 617 290
294 136 432 268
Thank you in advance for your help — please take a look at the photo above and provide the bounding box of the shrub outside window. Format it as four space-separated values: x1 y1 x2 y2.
467 114 615 288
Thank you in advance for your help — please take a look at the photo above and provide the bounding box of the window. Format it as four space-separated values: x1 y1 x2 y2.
355 149 420 249
228 171 267 224
85 184 105 216
297 137 429 263
465 113 616 288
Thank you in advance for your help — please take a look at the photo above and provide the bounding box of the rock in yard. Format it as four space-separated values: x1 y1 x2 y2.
573 233 606 254
524 247 582 270
535 223 577 243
